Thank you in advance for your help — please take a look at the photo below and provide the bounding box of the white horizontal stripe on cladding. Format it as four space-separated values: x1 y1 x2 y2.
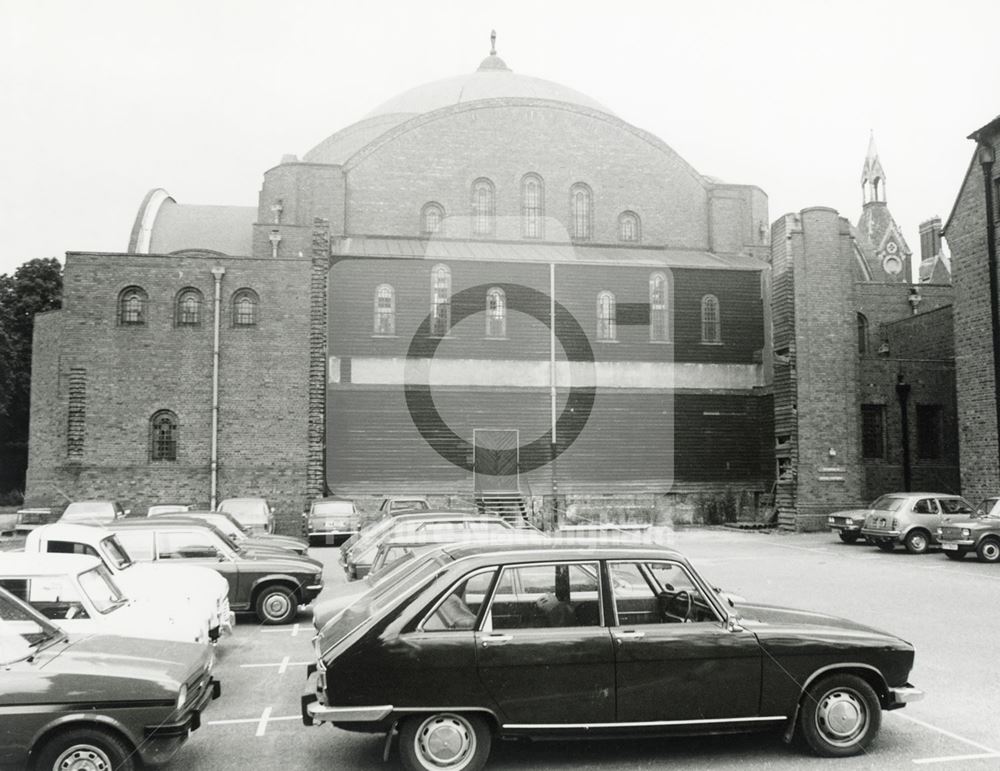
328 357 762 389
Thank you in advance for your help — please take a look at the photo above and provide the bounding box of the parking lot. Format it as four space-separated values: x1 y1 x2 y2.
169 528 1000 770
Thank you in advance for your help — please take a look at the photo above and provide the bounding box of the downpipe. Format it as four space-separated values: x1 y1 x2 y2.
210 266 226 509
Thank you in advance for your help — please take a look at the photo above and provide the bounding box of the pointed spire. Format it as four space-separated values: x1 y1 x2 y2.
861 131 887 204
490 29 497 56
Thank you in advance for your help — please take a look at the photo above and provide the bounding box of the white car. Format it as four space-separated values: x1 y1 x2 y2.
0 553 208 644
24 523 231 641
218 497 274 535
59 500 129 526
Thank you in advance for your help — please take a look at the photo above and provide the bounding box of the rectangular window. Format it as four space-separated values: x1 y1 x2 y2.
916 404 943 460
861 404 886 459
486 563 601 630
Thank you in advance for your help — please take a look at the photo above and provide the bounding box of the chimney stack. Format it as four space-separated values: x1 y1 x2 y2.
919 217 942 261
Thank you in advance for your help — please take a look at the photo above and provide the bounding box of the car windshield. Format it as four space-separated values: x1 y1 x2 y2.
312 501 354 516
369 554 450 614
78 566 128 614
219 500 267 524
938 498 975 515
0 586 65 665
869 495 907 512
976 498 1000 518
100 535 133 570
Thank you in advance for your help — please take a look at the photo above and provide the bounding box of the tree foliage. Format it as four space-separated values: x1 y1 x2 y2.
0 257 63 494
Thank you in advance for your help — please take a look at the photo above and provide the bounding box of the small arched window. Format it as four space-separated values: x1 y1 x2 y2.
597 291 616 341
374 284 396 335
486 287 506 338
650 272 669 342
619 211 641 243
421 202 444 235
570 183 592 241
521 174 544 239
430 264 451 336
701 294 721 343
175 287 203 327
857 313 869 354
117 286 148 326
150 410 178 462
471 178 495 236
232 288 259 327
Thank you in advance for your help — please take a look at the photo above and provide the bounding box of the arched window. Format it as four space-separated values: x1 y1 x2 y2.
150 410 178 462
117 286 148 326
650 272 669 342
421 202 444 235
232 288 259 327
521 174 544 239
471 178 495 236
857 313 869 354
597 291 616 341
570 183 592 241
430 264 451 336
619 211 641 243
701 294 721 343
175 287 203 327
486 287 506 338
374 284 395 335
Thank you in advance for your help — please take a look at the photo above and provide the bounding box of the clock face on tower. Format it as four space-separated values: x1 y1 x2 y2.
883 254 902 275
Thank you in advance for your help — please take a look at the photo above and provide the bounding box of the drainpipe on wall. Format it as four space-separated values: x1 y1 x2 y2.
977 142 1000 479
210 266 226 509
549 262 558 529
896 374 912 492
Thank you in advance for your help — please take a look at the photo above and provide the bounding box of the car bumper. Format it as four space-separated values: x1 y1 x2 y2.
829 525 862 533
941 540 975 549
140 678 221 765
886 684 924 710
862 529 901 540
300 670 391 725
301 583 324 604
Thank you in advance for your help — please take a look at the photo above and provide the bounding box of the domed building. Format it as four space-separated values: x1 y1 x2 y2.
27 42 778 529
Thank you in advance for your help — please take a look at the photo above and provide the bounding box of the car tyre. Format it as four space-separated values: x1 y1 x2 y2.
838 532 860 544
944 549 966 561
875 541 896 552
797 674 881 757
34 727 135 771
399 712 491 771
254 585 297 624
904 530 930 554
977 537 1000 563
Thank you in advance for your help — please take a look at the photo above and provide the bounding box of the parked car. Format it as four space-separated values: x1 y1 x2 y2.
339 508 475 567
217 497 274 534
59 499 129 526
370 530 549 577
344 511 514 581
860 493 975 553
150 509 309 555
304 496 360 546
0 553 208 644
147 503 194 516
0 584 220 771
25 522 231 641
826 501 876 543
378 495 431 516
302 540 922 769
106 518 325 624
937 497 1000 562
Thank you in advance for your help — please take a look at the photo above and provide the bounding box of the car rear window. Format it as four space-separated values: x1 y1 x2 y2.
312 501 355 516
219 500 267 524
869 495 906 512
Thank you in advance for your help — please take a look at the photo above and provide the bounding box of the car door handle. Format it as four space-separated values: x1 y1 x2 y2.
481 634 513 648
615 630 645 642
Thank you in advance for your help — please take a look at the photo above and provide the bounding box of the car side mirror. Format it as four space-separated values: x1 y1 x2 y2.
725 614 744 633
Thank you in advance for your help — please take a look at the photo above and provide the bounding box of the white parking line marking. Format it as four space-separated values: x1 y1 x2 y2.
278 655 290 674
206 715 300 727
260 623 303 635
893 713 1000 757
913 752 1000 765
255 706 272 737
239 659 310 670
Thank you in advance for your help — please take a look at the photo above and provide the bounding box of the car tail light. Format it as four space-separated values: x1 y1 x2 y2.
892 518 899 530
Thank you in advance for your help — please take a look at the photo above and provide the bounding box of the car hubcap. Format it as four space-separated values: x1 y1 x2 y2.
415 714 475 769
816 688 868 747
984 543 999 560
264 593 291 619
54 744 112 771
910 535 926 551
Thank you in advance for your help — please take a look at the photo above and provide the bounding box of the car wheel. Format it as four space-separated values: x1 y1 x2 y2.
797 674 881 757
34 727 135 771
904 530 930 554
399 712 491 771
977 537 1000 563
944 549 966 561
875 541 895 552
838 532 860 544
254 585 297 624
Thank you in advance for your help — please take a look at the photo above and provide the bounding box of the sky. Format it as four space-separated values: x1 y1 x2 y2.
1 0 998 279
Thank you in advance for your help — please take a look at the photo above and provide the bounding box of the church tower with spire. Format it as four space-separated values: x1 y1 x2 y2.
856 133 912 283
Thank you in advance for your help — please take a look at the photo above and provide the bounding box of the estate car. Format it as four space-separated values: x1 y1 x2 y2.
860 493 975 553
302 541 922 770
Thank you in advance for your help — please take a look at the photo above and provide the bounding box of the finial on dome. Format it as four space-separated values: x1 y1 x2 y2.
477 30 510 72
490 29 496 56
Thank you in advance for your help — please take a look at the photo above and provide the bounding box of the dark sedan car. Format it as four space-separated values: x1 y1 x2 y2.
107 519 324 624
302 541 922 770
0 585 220 771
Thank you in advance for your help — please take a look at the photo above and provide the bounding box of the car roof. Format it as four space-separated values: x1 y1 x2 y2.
32 522 112 539
387 509 483 522
378 531 548 549
883 492 966 498
108 518 223 531
313 495 354 503
219 497 267 503
64 500 116 507
0 552 102 575
438 538 684 563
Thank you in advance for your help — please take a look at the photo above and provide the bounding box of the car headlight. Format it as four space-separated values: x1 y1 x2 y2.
963 529 971 538
177 684 187 711
936 528 942 535
845 518 854 526
827 516 834 524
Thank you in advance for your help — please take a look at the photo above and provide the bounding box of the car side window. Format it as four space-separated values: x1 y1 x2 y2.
156 531 222 560
0 576 90 621
113 530 155 561
912 499 937 514
610 561 719 625
486 563 602 631
423 570 496 632
46 540 100 559
939 499 973 515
